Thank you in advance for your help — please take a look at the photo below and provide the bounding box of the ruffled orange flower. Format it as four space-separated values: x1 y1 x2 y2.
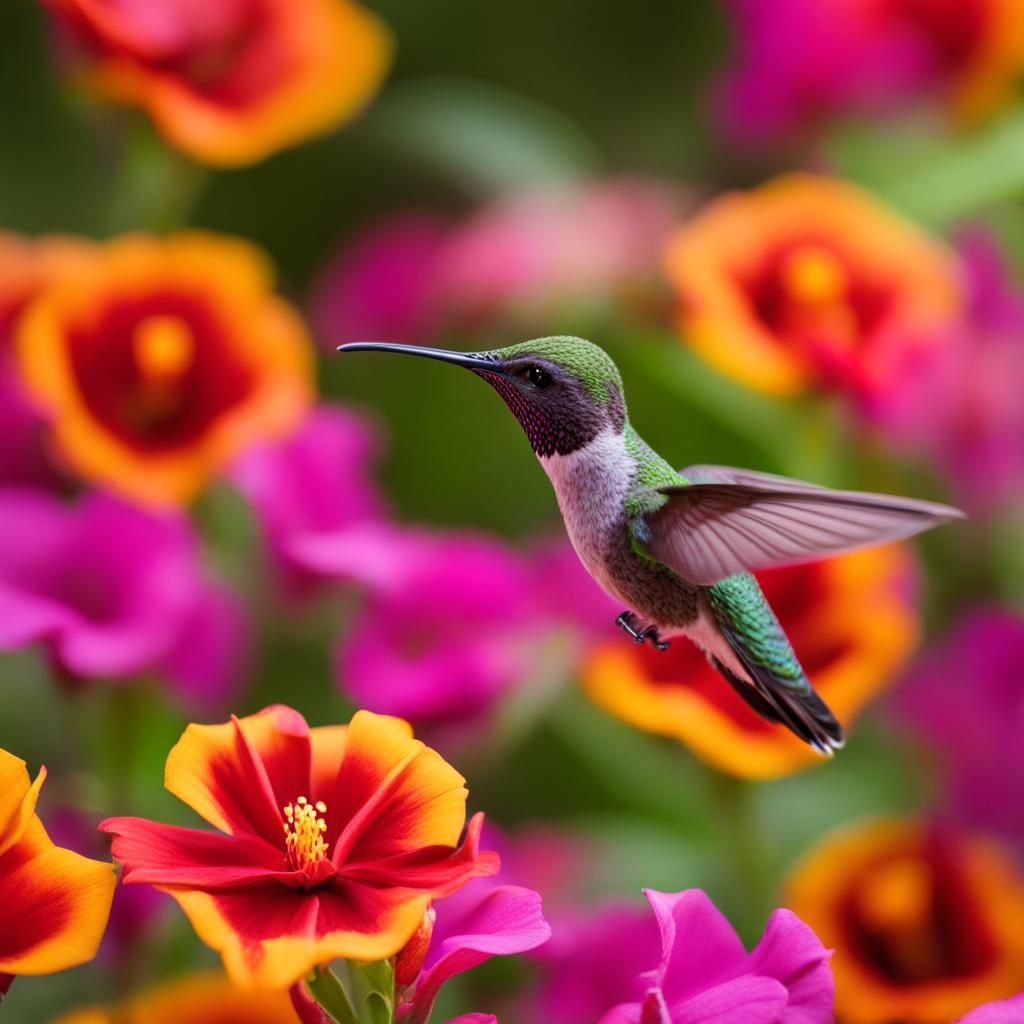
54 972 301 1024
46 0 392 166
14 232 314 506
582 546 918 779
785 818 1024 1024
101 706 499 989
0 748 115 994
663 174 962 401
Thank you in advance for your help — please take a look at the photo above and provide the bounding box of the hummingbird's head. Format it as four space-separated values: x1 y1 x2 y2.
337 336 626 458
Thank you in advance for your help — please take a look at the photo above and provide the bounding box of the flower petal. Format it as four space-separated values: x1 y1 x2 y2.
0 818 115 975
0 751 45 857
670 976 789 1024
170 880 428 989
100 817 289 889
327 710 468 864
164 705 312 840
444 1017 498 1024
743 909 834 1024
957 992 1024 1023
643 889 747 1004
402 885 550 1024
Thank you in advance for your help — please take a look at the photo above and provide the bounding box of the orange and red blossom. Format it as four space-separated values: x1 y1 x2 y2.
786 818 1024 1024
45 0 392 167
54 971 305 1024
14 232 313 506
0 748 115 986
583 546 918 780
663 174 961 403
100 706 499 989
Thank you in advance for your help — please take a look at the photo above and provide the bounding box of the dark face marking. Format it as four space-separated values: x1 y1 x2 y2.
474 356 621 457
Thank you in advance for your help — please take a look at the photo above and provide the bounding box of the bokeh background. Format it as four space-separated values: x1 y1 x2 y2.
1 1 1024 1021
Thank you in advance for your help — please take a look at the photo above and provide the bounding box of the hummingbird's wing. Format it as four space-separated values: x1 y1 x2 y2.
637 464 964 586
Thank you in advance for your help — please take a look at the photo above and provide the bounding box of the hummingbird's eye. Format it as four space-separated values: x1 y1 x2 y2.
527 366 551 389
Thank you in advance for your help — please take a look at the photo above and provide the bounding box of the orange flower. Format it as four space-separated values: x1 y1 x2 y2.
0 748 115 992
582 546 918 780
14 232 314 506
785 818 1024 1024
101 705 498 989
46 0 392 166
55 972 301 1024
663 174 962 401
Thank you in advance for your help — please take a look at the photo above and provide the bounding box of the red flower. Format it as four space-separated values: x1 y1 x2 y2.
101 706 499 988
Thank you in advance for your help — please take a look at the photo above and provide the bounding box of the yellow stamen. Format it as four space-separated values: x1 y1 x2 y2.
133 315 196 380
781 244 848 306
857 855 932 931
283 796 329 871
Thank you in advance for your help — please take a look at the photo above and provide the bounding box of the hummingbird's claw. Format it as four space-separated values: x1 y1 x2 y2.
615 611 671 652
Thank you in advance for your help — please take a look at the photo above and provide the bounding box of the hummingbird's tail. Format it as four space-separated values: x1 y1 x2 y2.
702 584 845 755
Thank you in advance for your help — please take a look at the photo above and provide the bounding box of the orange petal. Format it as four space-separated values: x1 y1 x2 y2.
0 818 115 976
0 751 46 857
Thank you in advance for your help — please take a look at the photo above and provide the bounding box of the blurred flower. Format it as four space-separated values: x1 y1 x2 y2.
584 546 918 779
230 404 387 598
0 233 92 489
0 488 246 708
296 524 543 725
598 888 833 1024
14 232 313 506
957 992 1024 1023
394 885 551 1024
786 818 1024 1024
0 748 115 990
54 971 302 1023
312 177 684 347
44 0 392 166
663 174 961 402
101 705 499 988
869 227 1024 514
891 607 1024 852
714 0 1024 146
526 902 661 1024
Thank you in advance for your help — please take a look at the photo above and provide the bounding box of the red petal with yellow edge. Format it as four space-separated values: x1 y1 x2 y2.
342 812 499 895
326 711 468 865
164 705 311 841
170 879 430 989
0 751 46 857
0 818 114 975
99 818 293 889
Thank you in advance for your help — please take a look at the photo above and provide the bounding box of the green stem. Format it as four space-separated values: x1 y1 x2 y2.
305 966 360 1024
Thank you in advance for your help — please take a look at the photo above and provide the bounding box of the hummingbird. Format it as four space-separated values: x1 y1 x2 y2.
337 336 964 754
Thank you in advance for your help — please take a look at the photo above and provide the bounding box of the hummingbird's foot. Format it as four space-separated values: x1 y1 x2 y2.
615 611 671 652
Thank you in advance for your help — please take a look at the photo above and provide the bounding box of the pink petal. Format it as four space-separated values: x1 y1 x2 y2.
956 993 1024 1024
672 976 789 1024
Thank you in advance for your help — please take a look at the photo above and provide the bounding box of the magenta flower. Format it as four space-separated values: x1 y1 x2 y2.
891 607 1024 852
714 0 1019 146
869 227 1024 513
296 523 541 724
599 889 834 1024
0 488 246 707
311 177 683 346
395 884 551 1024
230 405 387 597
957 992 1024 1023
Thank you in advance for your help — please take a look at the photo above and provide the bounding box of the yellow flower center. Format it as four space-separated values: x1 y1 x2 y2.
858 855 931 931
283 796 329 872
781 245 848 306
133 315 196 381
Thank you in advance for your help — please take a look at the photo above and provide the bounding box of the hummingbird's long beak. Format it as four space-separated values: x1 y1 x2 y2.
336 342 503 374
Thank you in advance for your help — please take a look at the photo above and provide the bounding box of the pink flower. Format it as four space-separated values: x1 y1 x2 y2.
312 177 683 347
230 405 387 597
957 992 1024 1023
395 884 551 1024
296 523 540 724
0 488 246 707
891 608 1024 853
599 889 834 1024
714 0 1024 146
